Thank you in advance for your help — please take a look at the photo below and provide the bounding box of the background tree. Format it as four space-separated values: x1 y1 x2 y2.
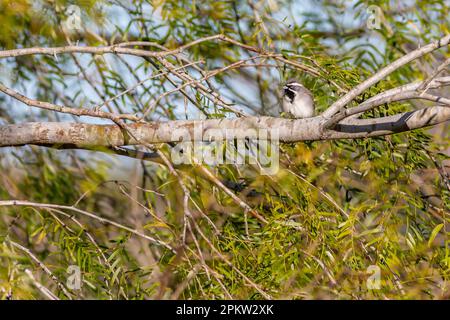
0 0 448 299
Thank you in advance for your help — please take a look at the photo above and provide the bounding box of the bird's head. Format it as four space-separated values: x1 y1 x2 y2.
283 79 304 94
282 79 304 99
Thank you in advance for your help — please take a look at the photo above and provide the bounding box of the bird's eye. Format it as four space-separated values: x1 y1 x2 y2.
284 86 295 93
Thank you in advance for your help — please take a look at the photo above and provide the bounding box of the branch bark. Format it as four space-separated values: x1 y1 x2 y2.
322 34 450 119
324 76 450 127
0 106 448 148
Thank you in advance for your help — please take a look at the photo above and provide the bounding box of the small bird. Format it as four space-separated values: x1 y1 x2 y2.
282 79 315 118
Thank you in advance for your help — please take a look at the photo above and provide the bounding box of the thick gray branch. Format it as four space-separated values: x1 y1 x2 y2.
0 106 448 148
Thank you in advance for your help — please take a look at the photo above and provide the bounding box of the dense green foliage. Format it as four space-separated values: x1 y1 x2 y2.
0 0 448 299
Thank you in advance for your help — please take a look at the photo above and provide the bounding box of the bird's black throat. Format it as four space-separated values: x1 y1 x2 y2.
284 88 296 103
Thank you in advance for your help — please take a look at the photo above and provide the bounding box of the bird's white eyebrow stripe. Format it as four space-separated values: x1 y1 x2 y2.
286 82 303 87
284 87 296 93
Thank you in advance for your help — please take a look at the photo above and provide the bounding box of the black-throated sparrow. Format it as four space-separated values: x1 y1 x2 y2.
282 79 315 118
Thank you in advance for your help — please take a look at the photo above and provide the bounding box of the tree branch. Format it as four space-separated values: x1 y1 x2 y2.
324 76 450 127
0 82 139 122
322 34 450 119
0 106 447 148
1 35 449 153
0 200 175 253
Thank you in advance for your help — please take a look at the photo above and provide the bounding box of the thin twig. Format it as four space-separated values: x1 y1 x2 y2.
9 240 73 299
0 200 175 253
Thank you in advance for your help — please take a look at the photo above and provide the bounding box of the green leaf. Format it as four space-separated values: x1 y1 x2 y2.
428 224 444 247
